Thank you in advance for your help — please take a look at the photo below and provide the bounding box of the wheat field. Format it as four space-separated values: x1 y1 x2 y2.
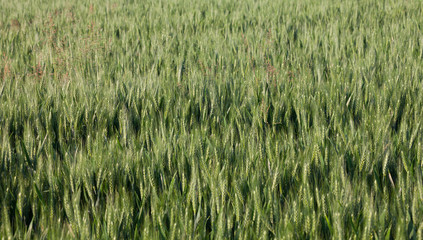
1 0 423 239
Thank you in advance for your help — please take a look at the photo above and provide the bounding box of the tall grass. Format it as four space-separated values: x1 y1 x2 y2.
1 0 423 238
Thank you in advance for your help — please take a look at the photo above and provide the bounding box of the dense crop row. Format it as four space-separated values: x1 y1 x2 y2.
1 0 423 238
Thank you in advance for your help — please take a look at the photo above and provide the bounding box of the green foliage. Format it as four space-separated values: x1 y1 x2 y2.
1 0 423 238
